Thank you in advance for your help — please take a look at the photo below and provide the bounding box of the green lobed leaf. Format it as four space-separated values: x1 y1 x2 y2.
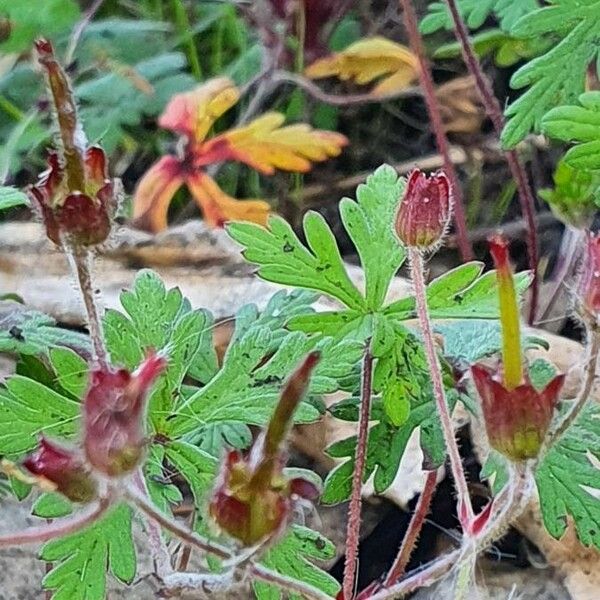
168 324 362 437
338 164 407 309
420 0 539 34
434 28 552 68
103 269 211 433
536 403 600 548
227 213 364 311
383 263 531 321
164 440 218 509
254 525 340 600
542 92 600 171
0 301 90 357
41 504 136 600
0 376 79 456
501 0 600 148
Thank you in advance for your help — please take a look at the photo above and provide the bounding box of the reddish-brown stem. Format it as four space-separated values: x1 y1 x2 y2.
384 470 438 587
409 249 473 524
442 0 539 324
342 347 374 600
0 497 110 547
398 0 473 261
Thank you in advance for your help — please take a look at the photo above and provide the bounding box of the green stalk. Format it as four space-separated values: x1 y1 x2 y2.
171 0 202 80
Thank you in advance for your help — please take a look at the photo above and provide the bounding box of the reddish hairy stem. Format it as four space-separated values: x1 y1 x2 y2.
409 249 473 524
443 0 539 324
384 470 438 587
398 0 473 261
0 497 110 547
342 347 374 600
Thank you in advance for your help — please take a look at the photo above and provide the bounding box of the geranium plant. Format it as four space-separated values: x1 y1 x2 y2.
1 2 600 598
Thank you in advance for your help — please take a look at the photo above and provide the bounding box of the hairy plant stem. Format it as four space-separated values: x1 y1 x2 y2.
442 0 539 324
126 485 232 560
127 486 334 599
370 550 461 600
0 496 111 547
409 248 474 524
342 346 374 600
543 320 600 451
398 0 473 262
384 470 438 587
132 470 172 578
68 247 108 368
371 465 532 600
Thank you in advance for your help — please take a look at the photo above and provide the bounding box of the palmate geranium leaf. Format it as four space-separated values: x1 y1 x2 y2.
167 323 363 438
254 525 340 600
103 269 214 433
230 165 521 345
228 164 405 313
37 504 136 600
501 0 600 148
542 92 600 171
536 402 600 548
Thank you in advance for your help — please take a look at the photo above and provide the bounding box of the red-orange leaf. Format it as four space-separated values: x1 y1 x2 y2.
158 77 239 143
133 77 347 232
132 156 184 232
187 172 270 228
202 112 348 175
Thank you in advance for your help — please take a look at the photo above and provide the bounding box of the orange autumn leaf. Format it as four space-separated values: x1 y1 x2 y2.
158 77 239 142
202 112 348 175
187 172 270 228
133 77 348 232
305 36 419 97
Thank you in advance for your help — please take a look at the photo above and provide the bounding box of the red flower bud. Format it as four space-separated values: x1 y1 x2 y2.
578 233 600 318
394 169 452 250
23 437 97 503
471 364 564 461
83 352 166 477
29 40 118 247
209 353 320 546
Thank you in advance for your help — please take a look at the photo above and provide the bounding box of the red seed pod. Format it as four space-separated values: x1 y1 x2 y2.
471 364 564 461
578 233 600 318
209 353 320 546
23 437 98 503
394 169 452 251
83 352 166 477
